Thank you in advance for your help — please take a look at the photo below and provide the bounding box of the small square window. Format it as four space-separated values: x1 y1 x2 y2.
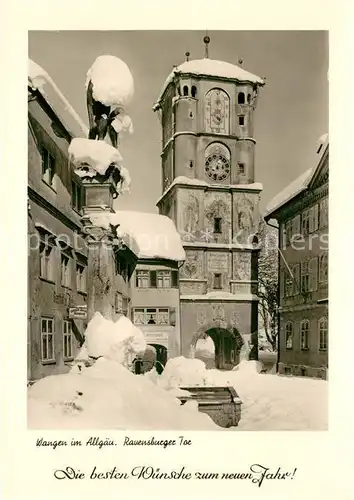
238 163 245 175
214 217 222 234
213 273 222 289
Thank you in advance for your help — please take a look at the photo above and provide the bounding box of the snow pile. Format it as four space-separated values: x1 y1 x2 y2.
28 59 88 139
68 138 131 193
86 55 134 107
72 312 146 368
156 58 264 105
111 112 134 135
88 210 186 261
155 357 327 430
69 138 123 175
27 359 218 430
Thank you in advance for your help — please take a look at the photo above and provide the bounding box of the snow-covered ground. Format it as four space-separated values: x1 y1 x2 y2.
28 314 327 431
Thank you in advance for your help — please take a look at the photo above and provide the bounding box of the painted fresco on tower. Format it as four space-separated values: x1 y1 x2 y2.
205 88 230 135
180 250 204 279
204 192 231 243
233 251 251 281
233 193 259 245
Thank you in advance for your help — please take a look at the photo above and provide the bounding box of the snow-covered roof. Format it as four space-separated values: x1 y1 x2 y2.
157 176 263 205
264 133 329 218
28 59 88 139
156 58 264 105
87 210 186 262
264 168 313 218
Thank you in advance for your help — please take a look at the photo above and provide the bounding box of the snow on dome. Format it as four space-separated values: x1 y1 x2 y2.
86 55 134 108
156 58 264 105
87 210 186 262
264 167 313 218
28 59 88 139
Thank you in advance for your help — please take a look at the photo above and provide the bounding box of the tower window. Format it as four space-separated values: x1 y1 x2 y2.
238 92 245 104
214 217 222 234
239 115 245 126
191 86 197 98
189 160 194 169
238 163 245 174
189 110 194 118
183 85 189 96
247 93 251 104
213 273 222 290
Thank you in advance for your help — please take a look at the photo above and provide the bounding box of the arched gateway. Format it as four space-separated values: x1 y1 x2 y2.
191 322 244 370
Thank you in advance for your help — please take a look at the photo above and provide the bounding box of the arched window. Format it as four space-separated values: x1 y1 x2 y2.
238 92 245 104
183 85 189 96
205 88 230 134
247 93 251 104
319 317 328 350
300 320 310 350
285 322 293 349
191 85 197 98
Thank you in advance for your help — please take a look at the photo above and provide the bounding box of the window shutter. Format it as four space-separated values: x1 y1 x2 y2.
150 270 157 288
293 264 300 295
292 215 300 239
169 307 176 326
171 270 178 288
309 257 318 291
313 205 319 232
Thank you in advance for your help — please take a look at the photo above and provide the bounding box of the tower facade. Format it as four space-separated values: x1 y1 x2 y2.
154 55 264 368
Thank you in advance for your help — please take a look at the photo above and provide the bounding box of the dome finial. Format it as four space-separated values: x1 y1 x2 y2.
203 30 210 58
185 51 190 62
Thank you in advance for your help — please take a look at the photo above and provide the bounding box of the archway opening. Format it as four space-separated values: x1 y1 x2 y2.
194 327 244 370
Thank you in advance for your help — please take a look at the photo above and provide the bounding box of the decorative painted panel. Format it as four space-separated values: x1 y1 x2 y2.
233 252 251 281
205 88 230 135
207 252 229 273
180 250 204 279
178 189 202 240
204 192 232 243
233 192 259 245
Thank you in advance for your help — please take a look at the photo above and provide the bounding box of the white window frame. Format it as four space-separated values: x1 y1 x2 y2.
60 253 71 288
76 262 87 292
301 261 310 293
157 270 171 288
301 209 310 235
319 253 328 283
39 239 54 282
41 317 55 362
132 307 170 326
63 320 73 360
41 147 56 189
285 322 293 349
319 317 328 351
136 270 149 288
300 320 310 350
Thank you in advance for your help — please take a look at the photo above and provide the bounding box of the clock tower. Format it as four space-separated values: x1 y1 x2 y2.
154 40 265 368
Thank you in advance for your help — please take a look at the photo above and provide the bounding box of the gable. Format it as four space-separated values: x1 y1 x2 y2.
308 146 329 190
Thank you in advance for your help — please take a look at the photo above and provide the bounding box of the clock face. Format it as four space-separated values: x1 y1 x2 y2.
205 153 230 181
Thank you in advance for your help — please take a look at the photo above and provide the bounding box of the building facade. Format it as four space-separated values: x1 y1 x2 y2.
28 63 136 382
264 136 329 379
154 56 265 368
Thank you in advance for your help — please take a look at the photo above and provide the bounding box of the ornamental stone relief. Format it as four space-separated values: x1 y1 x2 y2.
211 304 226 324
180 250 204 279
233 251 251 281
233 193 259 245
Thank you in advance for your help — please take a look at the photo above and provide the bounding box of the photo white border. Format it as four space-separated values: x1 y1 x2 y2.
1 1 354 498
